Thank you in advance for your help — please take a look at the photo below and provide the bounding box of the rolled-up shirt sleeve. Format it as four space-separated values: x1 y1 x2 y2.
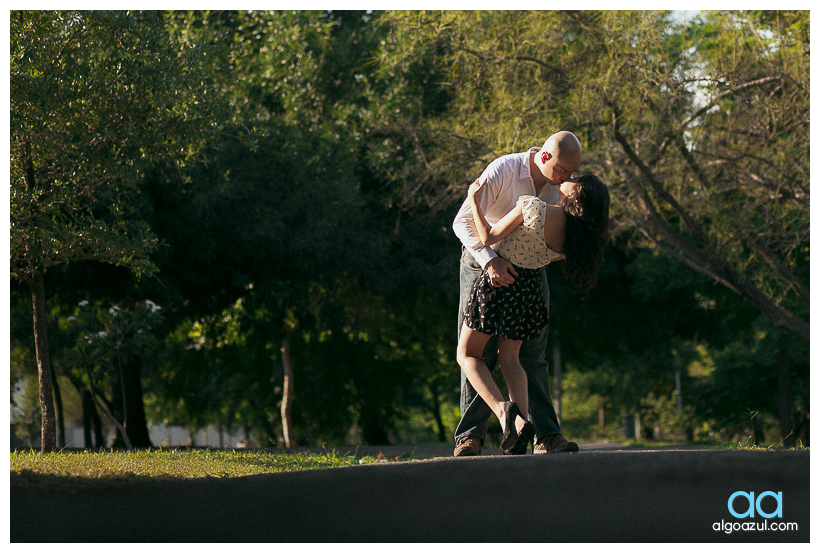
452 161 507 269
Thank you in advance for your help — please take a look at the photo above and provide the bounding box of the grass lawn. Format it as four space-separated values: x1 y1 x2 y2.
10 448 417 495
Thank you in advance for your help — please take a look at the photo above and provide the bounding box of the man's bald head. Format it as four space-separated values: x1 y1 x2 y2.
536 131 582 186
543 131 582 164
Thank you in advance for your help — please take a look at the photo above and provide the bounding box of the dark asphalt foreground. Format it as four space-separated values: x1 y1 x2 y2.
11 446 809 543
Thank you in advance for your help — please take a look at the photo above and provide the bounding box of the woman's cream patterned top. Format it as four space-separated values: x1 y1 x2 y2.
494 195 565 269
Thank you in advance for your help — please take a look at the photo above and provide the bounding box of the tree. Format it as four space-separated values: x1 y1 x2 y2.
371 10 809 444
570 11 810 441
375 10 808 343
68 299 163 449
140 11 461 447
10 11 225 452
575 11 809 342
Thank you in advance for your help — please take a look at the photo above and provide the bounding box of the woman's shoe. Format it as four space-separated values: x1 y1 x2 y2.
500 401 525 451
505 421 535 455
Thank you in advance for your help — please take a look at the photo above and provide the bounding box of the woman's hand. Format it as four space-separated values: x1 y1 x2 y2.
468 178 485 200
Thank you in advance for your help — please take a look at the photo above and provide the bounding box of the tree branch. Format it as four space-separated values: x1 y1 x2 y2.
610 103 713 251
588 144 810 342
589 154 742 293
746 236 809 309
671 132 810 308
678 76 781 130
631 218 741 294
86 366 133 450
453 45 569 82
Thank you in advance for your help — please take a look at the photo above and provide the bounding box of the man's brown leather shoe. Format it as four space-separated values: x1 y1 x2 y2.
453 436 482 457
533 433 579 454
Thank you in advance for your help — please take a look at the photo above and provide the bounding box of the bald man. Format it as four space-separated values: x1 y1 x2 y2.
451 132 582 456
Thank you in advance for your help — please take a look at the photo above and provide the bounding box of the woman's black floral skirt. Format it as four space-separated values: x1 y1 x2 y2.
463 264 548 340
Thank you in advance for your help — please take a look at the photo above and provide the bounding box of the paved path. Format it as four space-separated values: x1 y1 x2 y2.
11 446 809 542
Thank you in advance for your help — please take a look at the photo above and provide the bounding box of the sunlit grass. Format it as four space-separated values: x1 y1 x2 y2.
10 448 409 494
10 448 369 479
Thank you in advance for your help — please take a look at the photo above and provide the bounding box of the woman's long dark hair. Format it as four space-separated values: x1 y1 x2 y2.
560 174 610 297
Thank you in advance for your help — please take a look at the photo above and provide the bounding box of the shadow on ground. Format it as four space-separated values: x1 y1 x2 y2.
11 446 809 542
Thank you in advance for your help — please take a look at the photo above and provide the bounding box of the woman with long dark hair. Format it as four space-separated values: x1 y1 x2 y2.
456 174 610 453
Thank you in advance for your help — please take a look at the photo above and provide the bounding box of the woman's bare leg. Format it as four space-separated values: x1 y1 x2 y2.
498 338 528 433
457 325 524 432
457 325 504 415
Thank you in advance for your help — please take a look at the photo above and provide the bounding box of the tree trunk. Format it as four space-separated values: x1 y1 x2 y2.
51 367 66 449
361 407 391 445
598 395 605 436
794 416 809 448
675 368 684 442
777 335 793 446
110 356 153 448
753 417 765 447
428 382 447 442
243 421 251 447
68 373 101 449
82 388 94 448
90 391 105 448
31 271 56 453
87 375 132 450
280 334 296 447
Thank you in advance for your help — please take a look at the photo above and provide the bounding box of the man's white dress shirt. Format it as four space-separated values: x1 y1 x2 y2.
452 148 561 268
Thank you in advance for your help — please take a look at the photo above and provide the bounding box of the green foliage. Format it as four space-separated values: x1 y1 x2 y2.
690 316 809 439
10 10 228 283
377 10 809 340
373 10 808 445
65 299 163 392
131 11 461 447
10 10 808 450
10 11 232 450
10 347 41 446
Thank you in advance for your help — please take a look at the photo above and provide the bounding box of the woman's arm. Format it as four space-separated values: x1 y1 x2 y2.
467 179 492 245
468 179 524 246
